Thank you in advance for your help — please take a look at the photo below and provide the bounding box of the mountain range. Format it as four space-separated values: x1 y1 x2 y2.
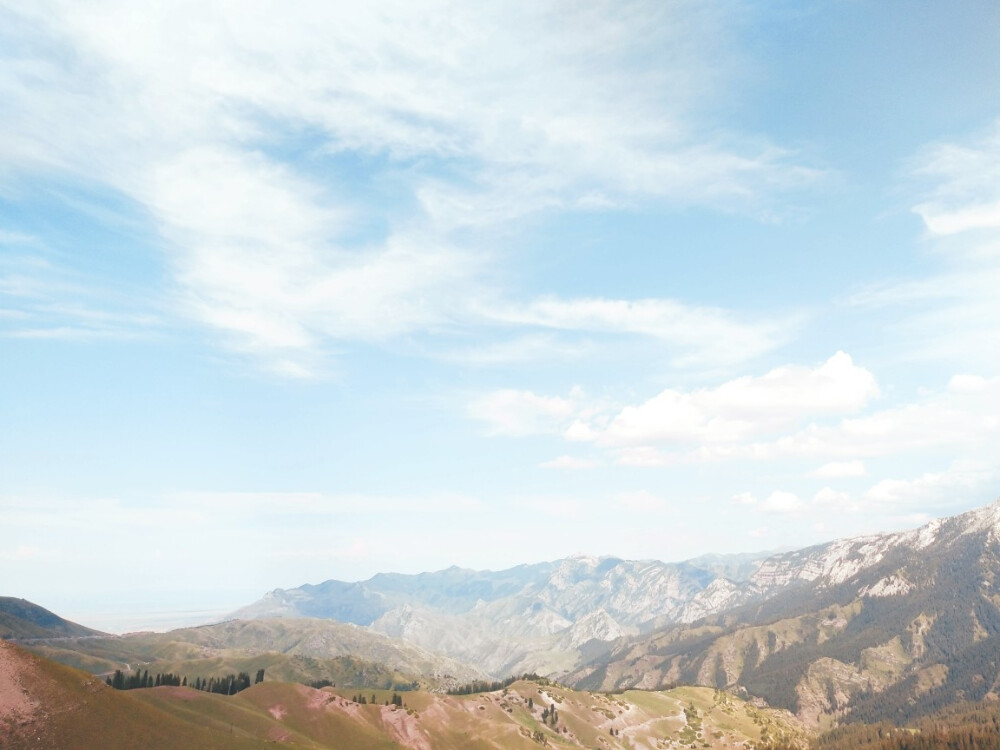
230 551 778 676
231 499 1000 726
8 497 1000 738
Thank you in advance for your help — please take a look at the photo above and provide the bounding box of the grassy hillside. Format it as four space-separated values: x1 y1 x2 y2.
0 597 104 640
18 616 482 691
1 640 261 750
3 640 807 749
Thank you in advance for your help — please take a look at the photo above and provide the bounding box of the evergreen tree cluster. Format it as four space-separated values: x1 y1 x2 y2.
540 702 559 728
809 700 1000 750
348 692 406 708
105 667 264 695
447 673 545 695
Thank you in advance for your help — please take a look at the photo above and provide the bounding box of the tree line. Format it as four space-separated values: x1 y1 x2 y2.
447 673 546 695
106 667 265 694
350 692 406 707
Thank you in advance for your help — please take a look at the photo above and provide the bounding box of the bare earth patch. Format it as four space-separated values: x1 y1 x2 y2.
0 641 38 726
380 705 431 750
268 703 287 720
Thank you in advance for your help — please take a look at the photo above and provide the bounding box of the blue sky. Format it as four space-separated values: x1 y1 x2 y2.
2 1 1000 632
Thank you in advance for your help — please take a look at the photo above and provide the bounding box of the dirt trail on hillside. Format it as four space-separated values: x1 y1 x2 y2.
0 641 38 724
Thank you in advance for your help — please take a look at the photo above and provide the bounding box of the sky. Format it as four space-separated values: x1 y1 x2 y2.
2 0 1000 633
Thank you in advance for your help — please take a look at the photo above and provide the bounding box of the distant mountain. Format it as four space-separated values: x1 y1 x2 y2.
230 498 1000 726
0 597 104 640
568 499 1000 726
231 553 775 675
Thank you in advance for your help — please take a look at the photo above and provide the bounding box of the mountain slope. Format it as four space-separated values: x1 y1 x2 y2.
567 500 1000 726
0 597 104 640
0 640 260 750
2 639 806 750
18 616 484 691
233 553 775 676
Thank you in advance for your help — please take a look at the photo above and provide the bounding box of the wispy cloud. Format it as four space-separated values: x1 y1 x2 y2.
0 1 819 375
845 120 1000 370
0 251 165 341
469 387 584 437
484 297 801 369
911 120 1000 237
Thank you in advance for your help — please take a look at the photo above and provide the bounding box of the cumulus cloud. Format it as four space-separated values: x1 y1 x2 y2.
760 491 804 513
735 374 1000 462
587 351 877 448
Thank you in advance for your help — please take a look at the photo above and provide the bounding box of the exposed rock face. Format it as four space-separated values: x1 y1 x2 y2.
232 554 773 675
566 499 1000 727
232 498 1000 726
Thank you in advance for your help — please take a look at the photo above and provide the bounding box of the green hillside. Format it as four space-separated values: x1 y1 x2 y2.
16 616 478 691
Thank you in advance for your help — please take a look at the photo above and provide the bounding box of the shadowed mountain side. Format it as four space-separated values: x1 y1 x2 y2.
17 616 483 690
0 597 105 640
566 501 1000 726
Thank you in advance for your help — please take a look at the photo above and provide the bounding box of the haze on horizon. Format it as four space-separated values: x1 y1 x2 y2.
2 1 1000 633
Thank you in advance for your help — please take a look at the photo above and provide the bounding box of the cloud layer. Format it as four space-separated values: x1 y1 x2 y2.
0 0 815 374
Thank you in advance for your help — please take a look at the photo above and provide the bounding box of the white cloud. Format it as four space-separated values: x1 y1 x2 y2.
862 461 998 509
0 1 818 374
759 491 804 513
589 352 877 448
486 297 799 368
844 121 1000 373
911 120 1000 236
468 388 582 437
740 374 1000 462
812 460 867 478
732 492 757 506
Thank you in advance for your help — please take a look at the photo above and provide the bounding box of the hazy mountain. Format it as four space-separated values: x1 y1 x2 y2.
232 553 776 675
568 500 1000 725
0 597 105 640
229 498 1000 727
